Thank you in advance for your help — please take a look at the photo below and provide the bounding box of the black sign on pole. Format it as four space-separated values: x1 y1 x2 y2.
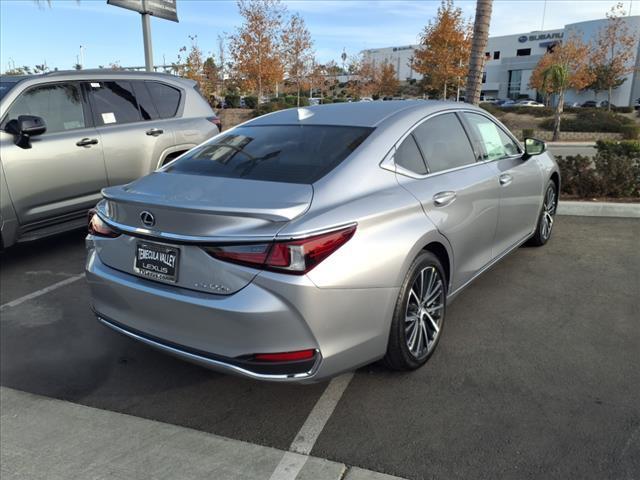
107 0 179 23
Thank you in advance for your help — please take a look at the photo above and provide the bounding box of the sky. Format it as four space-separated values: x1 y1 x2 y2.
1 0 638 72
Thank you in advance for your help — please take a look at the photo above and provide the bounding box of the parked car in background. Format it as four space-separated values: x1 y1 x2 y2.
515 100 545 107
359 97 373 102
581 100 614 108
0 70 220 248
634 98 640 110
499 99 517 107
86 100 560 382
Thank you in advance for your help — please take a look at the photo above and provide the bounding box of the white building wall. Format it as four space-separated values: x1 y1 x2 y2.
361 16 640 105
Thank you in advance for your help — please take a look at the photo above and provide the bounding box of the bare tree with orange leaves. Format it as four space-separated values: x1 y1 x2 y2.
377 61 399 97
229 0 285 99
589 3 638 110
413 0 472 99
530 37 594 141
282 13 314 106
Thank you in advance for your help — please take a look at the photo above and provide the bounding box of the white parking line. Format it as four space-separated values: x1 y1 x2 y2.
0 273 85 312
269 372 355 480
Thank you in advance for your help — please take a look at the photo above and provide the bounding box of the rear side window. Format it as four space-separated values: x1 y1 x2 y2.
167 125 373 184
146 81 181 118
132 81 159 120
395 134 427 175
87 81 141 126
412 113 476 173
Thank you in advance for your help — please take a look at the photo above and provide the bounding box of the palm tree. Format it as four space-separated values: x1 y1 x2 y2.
465 0 492 105
541 64 569 142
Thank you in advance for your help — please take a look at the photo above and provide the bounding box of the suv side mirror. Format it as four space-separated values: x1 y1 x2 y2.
5 115 47 149
524 137 546 158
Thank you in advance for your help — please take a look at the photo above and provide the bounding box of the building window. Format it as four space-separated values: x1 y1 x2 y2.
507 70 522 99
493 51 500 60
482 71 487 83
516 48 531 56
485 52 491 59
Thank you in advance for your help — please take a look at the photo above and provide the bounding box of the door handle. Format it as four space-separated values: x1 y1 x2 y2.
433 191 456 207
499 173 513 186
146 128 164 137
76 137 98 147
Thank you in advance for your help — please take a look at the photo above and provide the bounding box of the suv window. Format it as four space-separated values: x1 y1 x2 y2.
395 134 427 175
146 81 181 118
464 113 521 161
87 81 141 126
412 113 476 173
131 81 159 120
167 125 373 184
3 83 85 134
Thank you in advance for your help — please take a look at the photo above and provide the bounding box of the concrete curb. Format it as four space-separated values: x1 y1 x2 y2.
557 200 640 218
0 387 406 480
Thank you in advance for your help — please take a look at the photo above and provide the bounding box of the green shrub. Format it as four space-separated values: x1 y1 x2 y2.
499 106 554 117
244 96 258 109
556 155 600 197
620 125 640 140
557 142 640 198
332 97 346 103
594 153 640 197
595 139 640 157
522 128 534 139
252 101 288 118
479 103 501 116
372 94 380 100
321 98 333 104
613 106 633 114
224 94 241 108
540 109 633 132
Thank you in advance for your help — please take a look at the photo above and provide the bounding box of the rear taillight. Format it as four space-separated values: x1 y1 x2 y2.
205 224 356 275
88 209 120 238
207 116 222 132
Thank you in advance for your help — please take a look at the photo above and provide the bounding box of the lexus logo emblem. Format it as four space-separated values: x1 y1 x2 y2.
140 211 155 227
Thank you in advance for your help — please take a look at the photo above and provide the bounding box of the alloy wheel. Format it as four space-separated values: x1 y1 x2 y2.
405 266 445 358
541 186 557 241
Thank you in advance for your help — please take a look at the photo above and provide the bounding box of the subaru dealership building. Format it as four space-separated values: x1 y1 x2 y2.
362 16 640 106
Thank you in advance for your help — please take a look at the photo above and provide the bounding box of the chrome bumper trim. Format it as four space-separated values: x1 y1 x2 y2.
96 315 320 381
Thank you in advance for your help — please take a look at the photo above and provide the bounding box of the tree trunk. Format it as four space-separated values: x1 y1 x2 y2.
607 86 612 111
443 82 447 100
297 81 301 107
465 0 493 105
552 89 565 142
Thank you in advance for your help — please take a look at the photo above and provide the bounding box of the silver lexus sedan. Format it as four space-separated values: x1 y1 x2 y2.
86 100 560 382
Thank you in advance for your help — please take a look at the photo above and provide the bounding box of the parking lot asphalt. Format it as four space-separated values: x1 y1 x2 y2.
1 216 639 479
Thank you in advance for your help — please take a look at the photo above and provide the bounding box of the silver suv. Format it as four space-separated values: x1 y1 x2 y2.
0 70 220 248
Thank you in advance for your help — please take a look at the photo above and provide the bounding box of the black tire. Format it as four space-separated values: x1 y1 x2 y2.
528 180 558 247
384 251 447 371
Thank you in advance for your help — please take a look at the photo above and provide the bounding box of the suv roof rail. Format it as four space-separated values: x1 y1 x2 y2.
42 69 180 78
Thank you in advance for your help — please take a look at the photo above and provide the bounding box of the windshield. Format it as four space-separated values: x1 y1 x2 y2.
166 124 373 184
0 79 20 101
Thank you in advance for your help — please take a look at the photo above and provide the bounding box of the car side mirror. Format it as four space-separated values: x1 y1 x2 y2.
5 115 47 149
524 137 546 158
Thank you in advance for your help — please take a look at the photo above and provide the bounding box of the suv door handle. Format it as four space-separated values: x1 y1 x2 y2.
433 191 456 207
146 128 164 137
76 137 98 147
499 173 513 186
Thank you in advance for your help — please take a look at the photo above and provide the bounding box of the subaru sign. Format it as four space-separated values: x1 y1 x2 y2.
518 35 528 43
517 32 563 43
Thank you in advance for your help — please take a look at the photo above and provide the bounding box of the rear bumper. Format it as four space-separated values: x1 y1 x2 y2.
86 249 398 383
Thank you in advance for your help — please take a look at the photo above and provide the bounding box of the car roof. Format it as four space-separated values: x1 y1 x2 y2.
247 100 478 128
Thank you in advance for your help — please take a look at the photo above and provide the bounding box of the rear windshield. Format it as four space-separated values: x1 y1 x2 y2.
166 124 373 184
